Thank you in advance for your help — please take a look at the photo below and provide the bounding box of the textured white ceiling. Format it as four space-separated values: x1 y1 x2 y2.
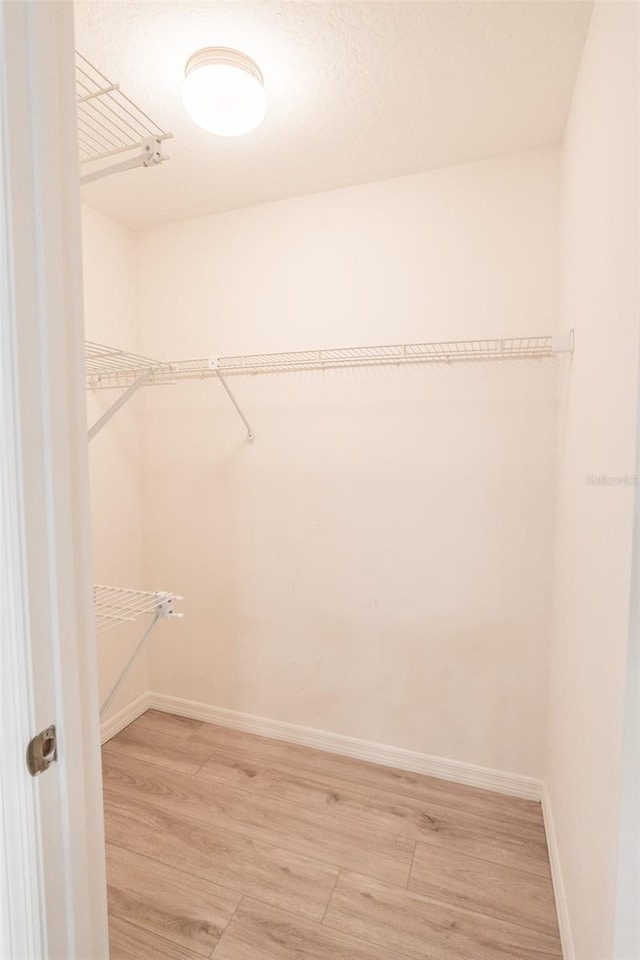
74 1 592 230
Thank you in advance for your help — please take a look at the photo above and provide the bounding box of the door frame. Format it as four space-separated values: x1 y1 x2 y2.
0 2 108 957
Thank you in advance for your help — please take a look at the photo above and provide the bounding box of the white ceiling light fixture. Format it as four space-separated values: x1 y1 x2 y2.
182 47 267 137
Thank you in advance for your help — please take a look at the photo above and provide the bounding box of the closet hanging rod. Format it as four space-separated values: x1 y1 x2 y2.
94 585 182 719
76 51 172 184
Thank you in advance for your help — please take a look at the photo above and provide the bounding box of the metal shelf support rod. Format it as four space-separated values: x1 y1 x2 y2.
77 84 119 103
215 368 255 441
99 610 162 718
88 371 150 441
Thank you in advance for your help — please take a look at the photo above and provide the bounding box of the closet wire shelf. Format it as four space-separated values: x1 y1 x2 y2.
76 51 172 185
86 334 571 389
94 586 182 719
86 332 573 442
93 585 181 635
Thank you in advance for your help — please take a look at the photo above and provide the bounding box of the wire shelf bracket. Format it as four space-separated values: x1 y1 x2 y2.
76 51 172 185
86 332 574 442
209 359 255 441
87 371 150 440
85 341 161 440
85 341 255 441
94 585 182 718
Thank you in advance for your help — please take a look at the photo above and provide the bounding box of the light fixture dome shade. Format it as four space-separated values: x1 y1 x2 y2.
182 47 267 137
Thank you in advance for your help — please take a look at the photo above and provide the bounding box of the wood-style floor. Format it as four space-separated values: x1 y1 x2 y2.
102 710 562 959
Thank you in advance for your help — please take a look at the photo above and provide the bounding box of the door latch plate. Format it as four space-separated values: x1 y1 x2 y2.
26 725 57 776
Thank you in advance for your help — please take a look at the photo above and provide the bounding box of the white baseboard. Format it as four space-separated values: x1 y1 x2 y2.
147 692 542 801
542 783 574 960
100 691 152 744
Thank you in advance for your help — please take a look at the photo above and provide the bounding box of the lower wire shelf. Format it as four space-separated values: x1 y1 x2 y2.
94 585 182 718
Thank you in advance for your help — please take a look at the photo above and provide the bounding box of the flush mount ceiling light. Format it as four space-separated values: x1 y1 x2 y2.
182 47 267 137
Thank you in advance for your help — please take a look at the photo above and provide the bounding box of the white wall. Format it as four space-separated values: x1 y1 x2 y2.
82 205 148 717
135 148 561 778
545 2 639 957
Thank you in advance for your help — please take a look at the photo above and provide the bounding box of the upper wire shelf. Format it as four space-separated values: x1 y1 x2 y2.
209 335 562 376
85 334 570 390
76 51 172 183
85 333 572 442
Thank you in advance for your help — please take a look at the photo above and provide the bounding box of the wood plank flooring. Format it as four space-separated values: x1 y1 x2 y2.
103 710 562 959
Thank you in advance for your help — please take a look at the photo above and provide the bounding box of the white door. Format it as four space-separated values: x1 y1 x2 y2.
0 2 109 957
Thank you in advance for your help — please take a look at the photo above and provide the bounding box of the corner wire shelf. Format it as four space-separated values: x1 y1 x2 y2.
85 332 574 443
94 585 182 718
76 51 172 186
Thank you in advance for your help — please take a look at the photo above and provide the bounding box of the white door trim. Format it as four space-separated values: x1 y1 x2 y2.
0 2 108 956
0 142 46 958
613 346 640 958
